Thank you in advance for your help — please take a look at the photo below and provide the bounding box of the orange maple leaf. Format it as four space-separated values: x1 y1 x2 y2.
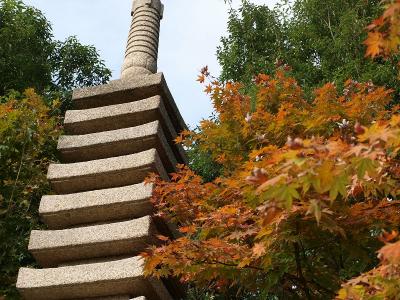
174 135 184 144
378 240 400 264
197 74 205 83
256 174 287 194
204 84 212 94
364 31 384 58
383 2 400 20
179 226 196 234
252 242 266 258
379 230 399 243
156 235 170 241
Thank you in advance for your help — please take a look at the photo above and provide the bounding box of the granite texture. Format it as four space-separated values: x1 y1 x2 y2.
121 0 163 77
39 183 153 229
71 73 186 135
47 149 168 194
29 216 156 267
132 0 163 15
59 292 149 299
65 96 163 135
17 256 173 300
64 96 186 164
58 121 178 172
73 295 136 300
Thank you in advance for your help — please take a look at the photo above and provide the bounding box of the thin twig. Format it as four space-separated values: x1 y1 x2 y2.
7 140 26 211
7 131 27 213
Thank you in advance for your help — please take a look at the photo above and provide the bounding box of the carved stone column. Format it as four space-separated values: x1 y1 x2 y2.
121 0 164 78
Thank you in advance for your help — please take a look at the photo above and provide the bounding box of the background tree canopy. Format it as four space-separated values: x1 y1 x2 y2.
218 0 399 99
0 0 111 298
0 0 111 98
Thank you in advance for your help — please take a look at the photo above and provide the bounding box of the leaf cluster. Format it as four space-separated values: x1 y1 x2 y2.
338 232 400 300
144 69 400 299
0 90 61 297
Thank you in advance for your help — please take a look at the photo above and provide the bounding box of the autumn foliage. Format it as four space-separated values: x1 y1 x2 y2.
142 3 400 299
144 66 400 298
365 0 400 59
338 232 400 299
0 90 61 296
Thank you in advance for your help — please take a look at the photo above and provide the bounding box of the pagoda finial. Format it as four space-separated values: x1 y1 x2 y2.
121 0 164 79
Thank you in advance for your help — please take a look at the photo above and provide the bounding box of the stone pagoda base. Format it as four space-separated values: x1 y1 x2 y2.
16 73 186 299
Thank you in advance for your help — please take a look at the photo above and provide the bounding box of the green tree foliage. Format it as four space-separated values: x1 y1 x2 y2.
0 0 111 99
48 36 112 111
187 146 222 183
185 121 222 183
217 1 284 84
51 36 111 91
0 0 53 95
0 90 61 298
217 0 399 98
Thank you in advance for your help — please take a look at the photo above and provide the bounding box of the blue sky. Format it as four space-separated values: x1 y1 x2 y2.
24 0 278 128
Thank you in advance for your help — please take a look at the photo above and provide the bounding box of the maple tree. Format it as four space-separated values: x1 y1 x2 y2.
364 0 400 59
143 3 400 299
143 2 400 295
144 65 400 298
337 232 400 299
334 1 400 299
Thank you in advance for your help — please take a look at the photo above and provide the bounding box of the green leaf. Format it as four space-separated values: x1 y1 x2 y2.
354 158 378 179
329 172 348 201
270 184 300 210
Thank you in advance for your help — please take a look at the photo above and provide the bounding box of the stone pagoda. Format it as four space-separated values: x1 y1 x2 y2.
16 0 186 299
